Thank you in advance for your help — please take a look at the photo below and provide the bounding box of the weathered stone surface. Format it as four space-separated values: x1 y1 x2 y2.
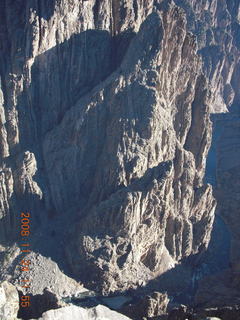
167 305 193 320
166 305 240 320
0 281 19 320
0 0 216 296
0 0 239 320
1 251 85 298
44 6 215 293
120 291 169 319
175 0 240 113
31 305 131 320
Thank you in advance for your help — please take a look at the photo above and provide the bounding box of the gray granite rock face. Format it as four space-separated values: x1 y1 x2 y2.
0 281 19 320
175 0 240 113
120 291 169 319
0 0 217 295
59 7 216 293
5 0 240 298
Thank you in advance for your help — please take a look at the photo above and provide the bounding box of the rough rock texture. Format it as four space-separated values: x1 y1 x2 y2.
0 250 85 298
57 5 216 292
0 281 19 320
167 304 194 320
0 0 216 295
174 0 240 113
120 291 169 319
30 305 131 320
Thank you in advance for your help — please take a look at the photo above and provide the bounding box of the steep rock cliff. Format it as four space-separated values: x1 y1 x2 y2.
0 0 216 295
175 0 240 113
57 6 216 293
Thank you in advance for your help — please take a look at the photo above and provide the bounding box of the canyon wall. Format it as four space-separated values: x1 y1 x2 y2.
0 0 238 297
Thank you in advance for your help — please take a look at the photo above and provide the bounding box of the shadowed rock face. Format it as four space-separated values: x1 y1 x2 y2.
216 116 240 265
175 0 240 113
195 113 240 308
120 291 169 319
0 0 220 296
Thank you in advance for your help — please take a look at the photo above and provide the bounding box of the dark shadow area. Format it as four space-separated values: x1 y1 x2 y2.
111 30 136 70
203 113 232 272
17 28 136 139
18 288 59 320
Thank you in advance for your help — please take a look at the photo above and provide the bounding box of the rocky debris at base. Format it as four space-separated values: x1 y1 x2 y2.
0 281 19 320
1 251 86 298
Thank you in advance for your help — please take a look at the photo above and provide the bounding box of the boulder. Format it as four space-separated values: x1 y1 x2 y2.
0 281 19 320
34 305 131 320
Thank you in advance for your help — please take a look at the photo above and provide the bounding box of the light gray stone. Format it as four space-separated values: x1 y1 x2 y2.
0 281 19 320
34 305 131 320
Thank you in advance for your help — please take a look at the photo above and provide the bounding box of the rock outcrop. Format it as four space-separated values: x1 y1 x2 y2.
175 0 240 113
0 281 19 320
53 5 215 292
1 1 240 320
120 291 169 319
30 305 131 320
0 0 216 295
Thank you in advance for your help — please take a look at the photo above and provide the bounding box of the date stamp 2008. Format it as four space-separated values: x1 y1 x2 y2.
18 212 31 308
